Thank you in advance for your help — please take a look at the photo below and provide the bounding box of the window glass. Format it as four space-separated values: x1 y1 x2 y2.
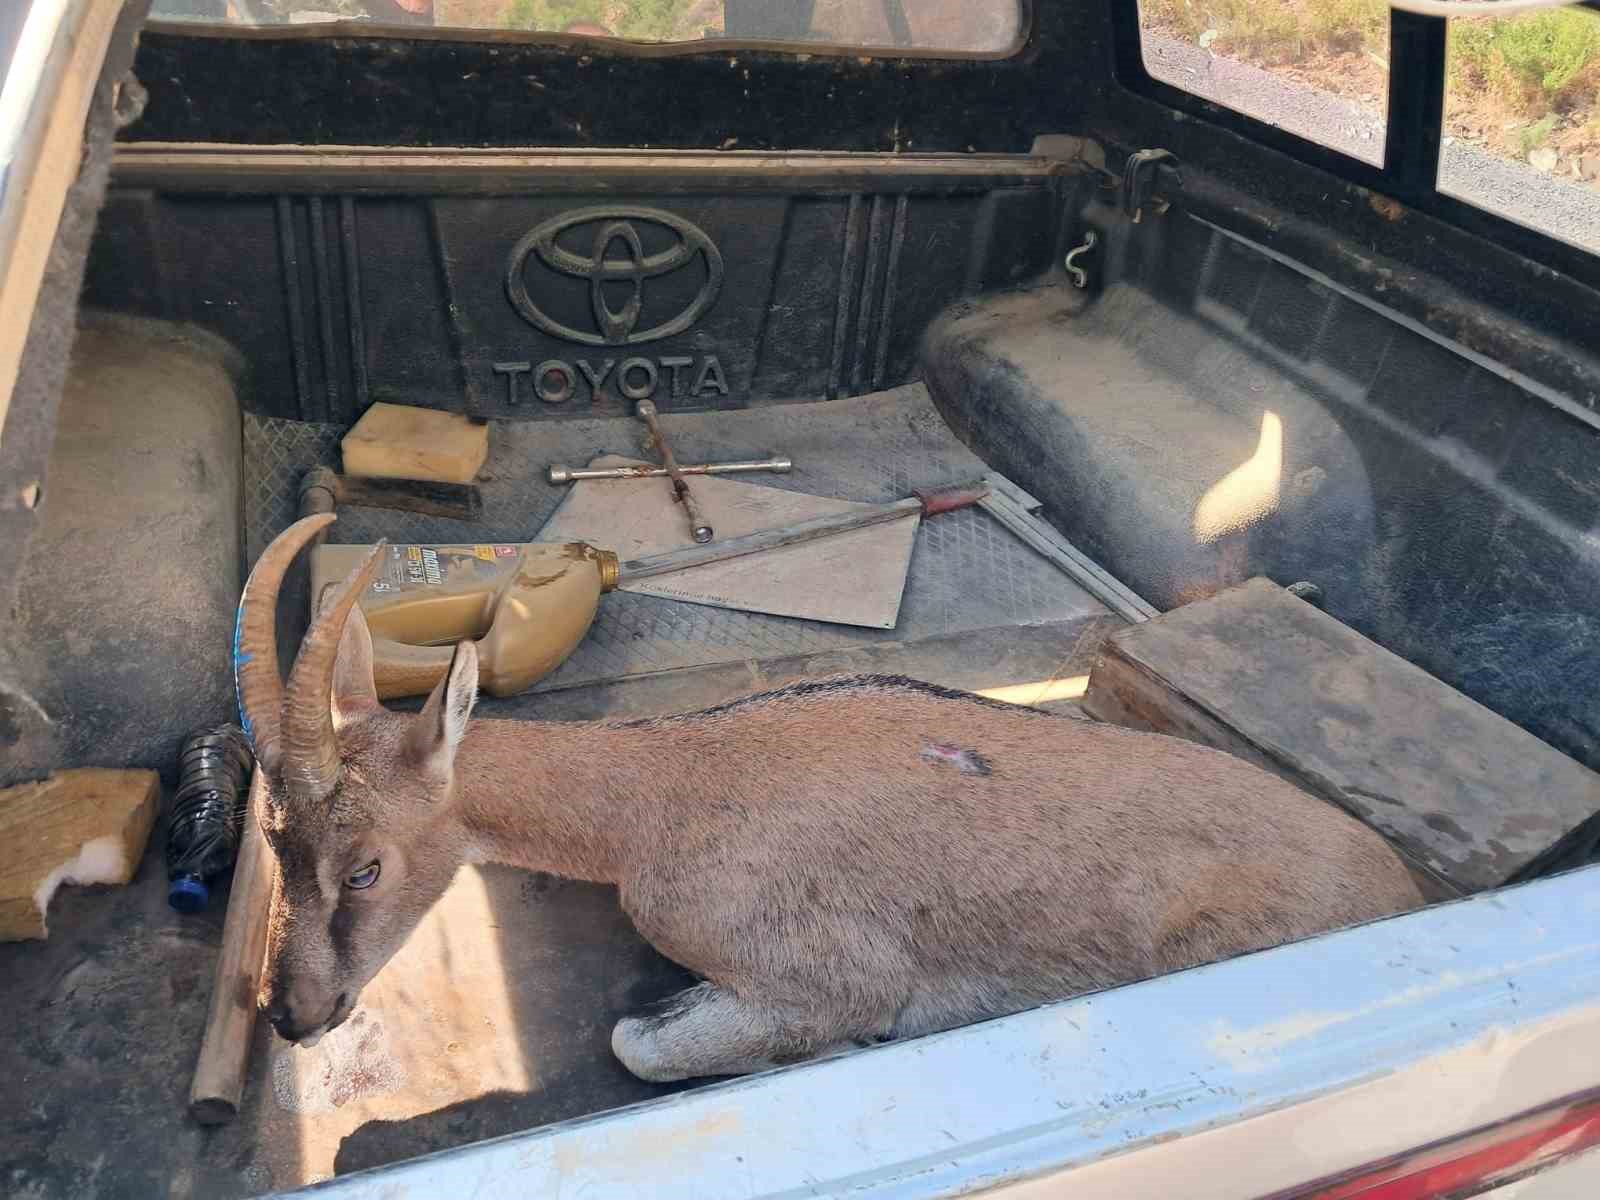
1441 7 1600 255
147 0 1024 52
1137 0 1390 166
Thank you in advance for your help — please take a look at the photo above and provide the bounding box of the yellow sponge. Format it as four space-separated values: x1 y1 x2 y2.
341 403 488 484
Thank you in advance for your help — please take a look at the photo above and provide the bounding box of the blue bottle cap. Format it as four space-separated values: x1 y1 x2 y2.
168 876 210 914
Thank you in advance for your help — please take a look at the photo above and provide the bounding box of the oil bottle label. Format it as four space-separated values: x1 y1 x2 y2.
405 546 443 585
369 544 520 594
372 545 407 593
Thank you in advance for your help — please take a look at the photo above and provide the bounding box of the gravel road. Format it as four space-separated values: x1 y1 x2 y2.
1143 31 1600 254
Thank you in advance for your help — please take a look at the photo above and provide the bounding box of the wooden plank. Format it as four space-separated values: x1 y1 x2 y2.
0 0 126 449
1082 577 1600 894
189 770 275 1125
0 768 159 941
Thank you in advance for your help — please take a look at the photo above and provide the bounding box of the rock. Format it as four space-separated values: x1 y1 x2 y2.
1530 147 1559 173
1582 153 1600 181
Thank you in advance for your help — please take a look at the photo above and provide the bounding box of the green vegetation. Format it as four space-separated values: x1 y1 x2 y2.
1138 0 1387 65
1517 111 1560 156
1141 0 1600 160
1452 10 1600 118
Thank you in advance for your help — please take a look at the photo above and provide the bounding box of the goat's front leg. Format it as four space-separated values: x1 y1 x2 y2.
611 982 859 1083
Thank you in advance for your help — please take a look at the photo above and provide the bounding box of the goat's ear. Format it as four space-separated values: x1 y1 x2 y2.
404 640 479 779
331 605 382 728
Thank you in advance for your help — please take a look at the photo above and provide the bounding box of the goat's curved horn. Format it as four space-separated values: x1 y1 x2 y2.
281 540 386 798
234 513 338 775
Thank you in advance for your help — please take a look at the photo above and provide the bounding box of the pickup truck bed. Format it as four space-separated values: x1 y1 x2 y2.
6 1 1600 1196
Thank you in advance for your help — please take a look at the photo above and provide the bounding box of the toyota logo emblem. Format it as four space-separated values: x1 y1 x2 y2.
504 206 725 347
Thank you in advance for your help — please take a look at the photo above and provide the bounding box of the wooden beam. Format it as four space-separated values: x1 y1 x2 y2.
1084 577 1600 895
189 770 276 1125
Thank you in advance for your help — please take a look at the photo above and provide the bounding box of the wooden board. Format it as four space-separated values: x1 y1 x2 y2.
538 456 918 629
0 769 159 940
1082 576 1600 894
190 771 274 1125
341 401 489 484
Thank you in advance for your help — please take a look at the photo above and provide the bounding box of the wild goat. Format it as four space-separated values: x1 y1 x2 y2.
237 513 1424 1082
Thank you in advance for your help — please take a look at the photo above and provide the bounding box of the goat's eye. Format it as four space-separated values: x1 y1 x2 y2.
345 861 381 890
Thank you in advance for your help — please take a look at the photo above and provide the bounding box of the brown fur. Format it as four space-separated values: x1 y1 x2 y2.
256 599 1424 1079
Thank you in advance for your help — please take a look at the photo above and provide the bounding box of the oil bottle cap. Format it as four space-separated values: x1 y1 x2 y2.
168 875 210 914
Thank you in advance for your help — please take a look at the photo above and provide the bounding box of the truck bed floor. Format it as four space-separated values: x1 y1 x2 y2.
0 386 1115 1197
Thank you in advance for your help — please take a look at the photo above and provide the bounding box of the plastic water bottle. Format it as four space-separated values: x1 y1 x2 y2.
166 724 255 913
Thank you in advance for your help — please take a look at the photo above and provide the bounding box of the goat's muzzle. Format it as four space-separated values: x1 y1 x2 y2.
266 989 353 1047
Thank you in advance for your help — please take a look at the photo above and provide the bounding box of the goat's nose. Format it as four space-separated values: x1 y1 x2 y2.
266 981 344 1042
267 988 316 1035
265 1000 296 1038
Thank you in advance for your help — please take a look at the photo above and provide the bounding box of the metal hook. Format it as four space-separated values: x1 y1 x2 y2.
1065 230 1098 290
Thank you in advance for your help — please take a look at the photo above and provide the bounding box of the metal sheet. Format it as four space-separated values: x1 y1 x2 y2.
538 455 918 629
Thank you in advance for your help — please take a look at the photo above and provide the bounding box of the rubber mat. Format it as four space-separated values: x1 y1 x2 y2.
243 385 1107 706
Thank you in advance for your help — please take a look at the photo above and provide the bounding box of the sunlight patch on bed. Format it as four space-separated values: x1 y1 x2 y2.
269 864 531 1181
976 675 1090 706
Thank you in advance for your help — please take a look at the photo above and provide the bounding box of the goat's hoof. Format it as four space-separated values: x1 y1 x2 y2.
611 1017 685 1084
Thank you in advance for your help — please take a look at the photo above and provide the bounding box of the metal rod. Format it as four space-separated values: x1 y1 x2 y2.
547 457 792 485
635 399 713 544
617 481 989 584
977 473 1158 624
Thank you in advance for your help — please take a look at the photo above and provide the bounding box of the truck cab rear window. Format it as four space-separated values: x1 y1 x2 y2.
147 0 1026 53
1136 0 1390 167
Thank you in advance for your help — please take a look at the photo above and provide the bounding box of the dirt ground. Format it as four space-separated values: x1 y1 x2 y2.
1442 95 1600 189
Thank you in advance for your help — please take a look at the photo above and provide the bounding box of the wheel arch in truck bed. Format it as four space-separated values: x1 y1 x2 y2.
922 210 1600 777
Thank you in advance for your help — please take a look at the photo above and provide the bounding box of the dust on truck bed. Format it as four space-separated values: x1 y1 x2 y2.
0 373 1115 1196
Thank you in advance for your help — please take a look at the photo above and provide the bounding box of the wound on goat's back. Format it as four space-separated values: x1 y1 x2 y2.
920 743 993 777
